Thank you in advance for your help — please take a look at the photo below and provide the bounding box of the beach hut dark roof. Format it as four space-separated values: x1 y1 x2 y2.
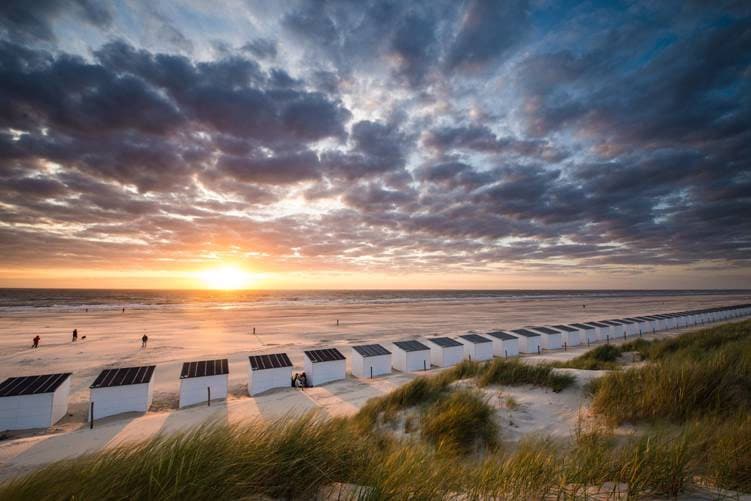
0 373 71 397
459 334 491 344
304 348 345 363
527 326 560 335
393 340 429 352
90 366 155 389
486 330 517 340
510 328 540 338
249 353 293 370
598 320 623 326
427 337 463 348
552 324 577 332
570 323 595 330
624 318 644 323
180 359 229 379
616 318 635 324
352 344 391 357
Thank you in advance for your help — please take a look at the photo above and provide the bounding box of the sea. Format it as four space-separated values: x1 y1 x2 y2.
0 289 749 314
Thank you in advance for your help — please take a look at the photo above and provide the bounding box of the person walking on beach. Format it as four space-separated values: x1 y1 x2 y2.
72 329 78 342
32 335 40 348
141 334 148 348
292 373 299 388
298 372 307 389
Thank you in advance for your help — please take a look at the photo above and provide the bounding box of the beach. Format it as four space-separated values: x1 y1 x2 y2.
0 291 749 479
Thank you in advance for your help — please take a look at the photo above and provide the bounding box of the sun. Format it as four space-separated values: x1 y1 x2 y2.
197 265 254 290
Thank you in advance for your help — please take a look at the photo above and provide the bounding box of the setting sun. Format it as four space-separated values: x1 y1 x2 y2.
197 266 255 290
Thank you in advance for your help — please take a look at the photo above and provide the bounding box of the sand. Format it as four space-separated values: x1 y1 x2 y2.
0 292 748 480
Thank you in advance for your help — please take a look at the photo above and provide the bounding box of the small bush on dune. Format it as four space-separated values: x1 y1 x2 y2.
421 390 498 455
477 358 575 392
556 344 623 370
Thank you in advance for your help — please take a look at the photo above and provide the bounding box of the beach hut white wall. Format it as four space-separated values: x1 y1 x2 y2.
486 331 519 358
392 341 431 372
551 325 581 347
426 337 464 368
0 373 71 431
585 322 609 340
304 349 346 386
602 320 627 338
510 329 542 354
248 353 293 396
617 319 638 337
458 334 494 361
623 318 644 335
526 327 562 350
636 317 656 333
351 344 392 378
571 324 598 344
179 359 229 408
89 366 155 420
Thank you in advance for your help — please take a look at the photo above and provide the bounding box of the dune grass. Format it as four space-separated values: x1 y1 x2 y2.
553 344 623 370
354 358 573 429
421 389 498 455
476 358 575 391
4 415 748 500
589 322 751 424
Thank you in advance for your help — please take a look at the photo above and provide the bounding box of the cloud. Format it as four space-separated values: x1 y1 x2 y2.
0 0 112 42
0 1 748 281
445 0 529 71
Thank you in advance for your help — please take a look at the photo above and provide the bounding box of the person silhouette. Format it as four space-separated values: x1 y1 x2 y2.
32 335 40 348
72 329 78 342
141 334 148 348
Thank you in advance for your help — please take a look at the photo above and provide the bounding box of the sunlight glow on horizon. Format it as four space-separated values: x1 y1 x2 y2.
196 265 257 290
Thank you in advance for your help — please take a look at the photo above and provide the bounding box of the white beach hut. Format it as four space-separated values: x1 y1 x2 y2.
615 318 639 337
635 316 657 333
179 359 228 408
551 324 581 348
304 348 346 386
510 328 542 354
570 323 598 345
248 353 293 395
658 314 675 329
0 373 71 431
486 331 519 358
392 340 431 372
426 337 464 368
592 321 618 340
89 366 155 420
351 344 392 378
526 326 562 350
625 317 648 335
458 334 494 361
601 320 628 339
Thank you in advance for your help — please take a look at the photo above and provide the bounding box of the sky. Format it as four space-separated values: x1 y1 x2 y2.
0 0 749 290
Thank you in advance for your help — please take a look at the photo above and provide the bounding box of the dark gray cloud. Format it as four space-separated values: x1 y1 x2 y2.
445 0 529 71
0 0 112 42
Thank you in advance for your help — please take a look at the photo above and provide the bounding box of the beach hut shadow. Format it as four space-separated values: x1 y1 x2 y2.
4 414 132 474
156 399 229 436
